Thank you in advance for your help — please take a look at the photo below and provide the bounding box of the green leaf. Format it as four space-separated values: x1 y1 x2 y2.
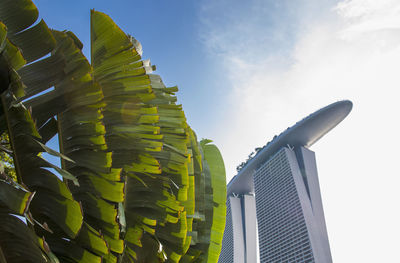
0 0 39 34
34 139 75 163
45 237 102 263
70 170 125 203
75 222 109 256
39 156 79 186
103 235 124 254
20 167 73 200
201 140 227 263
10 19 56 63
156 211 188 262
0 179 33 215
18 53 65 98
30 191 83 238
1 91 84 241
2 38 26 70
90 10 141 69
2 5 228 262
0 210 53 263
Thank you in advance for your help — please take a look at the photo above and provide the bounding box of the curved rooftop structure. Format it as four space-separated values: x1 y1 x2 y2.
227 100 353 196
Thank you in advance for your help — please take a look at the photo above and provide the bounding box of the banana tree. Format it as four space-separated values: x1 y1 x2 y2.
0 1 226 262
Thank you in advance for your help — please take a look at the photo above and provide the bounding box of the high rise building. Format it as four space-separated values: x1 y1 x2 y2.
218 101 352 263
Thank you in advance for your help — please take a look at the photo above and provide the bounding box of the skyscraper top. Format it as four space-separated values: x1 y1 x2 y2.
228 100 352 195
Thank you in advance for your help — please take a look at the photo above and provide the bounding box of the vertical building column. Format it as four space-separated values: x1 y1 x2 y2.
230 195 246 263
287 147 333 263
296 147 333 262
243 194 259 263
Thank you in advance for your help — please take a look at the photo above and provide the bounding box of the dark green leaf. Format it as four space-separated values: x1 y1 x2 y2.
0 180 33 215
0 0 38 34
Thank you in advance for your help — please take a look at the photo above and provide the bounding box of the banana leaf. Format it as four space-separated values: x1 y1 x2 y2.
90 10 195 262
1 2 227 262
48 30 116 260
199 140 226 262
0 2 89 261
182 138 226 263
0 209 57 263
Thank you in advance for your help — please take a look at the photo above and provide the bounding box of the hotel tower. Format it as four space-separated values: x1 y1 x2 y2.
218 101 352 263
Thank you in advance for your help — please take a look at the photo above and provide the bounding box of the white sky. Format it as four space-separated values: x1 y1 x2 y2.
199 0 400 261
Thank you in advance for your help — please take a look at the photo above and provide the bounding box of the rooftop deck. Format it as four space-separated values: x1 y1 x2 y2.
227 100 353 195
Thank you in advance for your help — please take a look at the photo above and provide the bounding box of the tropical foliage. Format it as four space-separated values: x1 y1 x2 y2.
0 1 226 262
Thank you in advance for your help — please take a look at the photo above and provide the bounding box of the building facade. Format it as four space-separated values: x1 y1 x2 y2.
218 101 352 263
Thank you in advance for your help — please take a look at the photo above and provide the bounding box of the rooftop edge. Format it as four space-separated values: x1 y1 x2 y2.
227 100 353 196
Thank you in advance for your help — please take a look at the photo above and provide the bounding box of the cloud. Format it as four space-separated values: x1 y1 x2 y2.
199 0 400 262
199 0 400 177
198 0 341 176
